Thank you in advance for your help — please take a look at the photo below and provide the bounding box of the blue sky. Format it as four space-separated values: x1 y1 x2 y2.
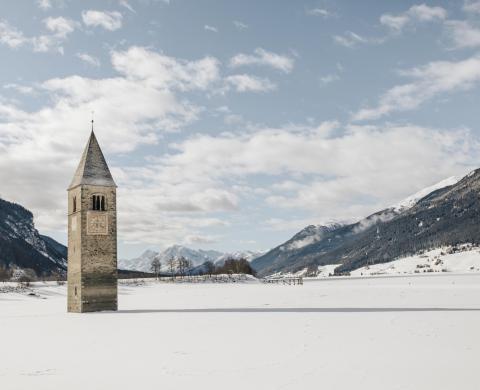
1 0 480 258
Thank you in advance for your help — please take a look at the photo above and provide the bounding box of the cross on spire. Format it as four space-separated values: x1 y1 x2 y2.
91 111 95 131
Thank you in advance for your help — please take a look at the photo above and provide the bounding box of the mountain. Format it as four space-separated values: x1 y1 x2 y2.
215 250 265 265
159 245 223 268
252 171 479 277
0 198 67 276
119 245 223 272
119 246 265 273
118 249 158 273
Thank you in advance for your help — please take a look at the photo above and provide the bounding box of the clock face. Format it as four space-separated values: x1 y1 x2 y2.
87 212 108 235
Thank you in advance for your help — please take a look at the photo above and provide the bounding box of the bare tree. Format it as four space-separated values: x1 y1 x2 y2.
167 257 176 280
150 257 161 280
177 256 187 277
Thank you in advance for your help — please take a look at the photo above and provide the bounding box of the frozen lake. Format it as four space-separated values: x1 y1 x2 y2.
1 274 479 389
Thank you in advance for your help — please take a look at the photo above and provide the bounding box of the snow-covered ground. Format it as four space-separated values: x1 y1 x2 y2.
1 275 479 390
351 246 480 277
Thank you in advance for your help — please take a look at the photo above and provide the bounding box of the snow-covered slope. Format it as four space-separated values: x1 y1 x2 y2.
0 197 67 275
350 245 480 277
253 169 480 277
118 250 158 272
393 175 460 211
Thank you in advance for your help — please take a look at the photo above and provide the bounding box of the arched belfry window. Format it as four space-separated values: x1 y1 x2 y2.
73 196 77 213
92 194 106 211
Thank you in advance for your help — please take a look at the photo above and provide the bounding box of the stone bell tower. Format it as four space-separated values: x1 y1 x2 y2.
67 126 118 312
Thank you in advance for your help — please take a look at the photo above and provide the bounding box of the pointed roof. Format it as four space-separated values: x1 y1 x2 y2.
68 131 116 190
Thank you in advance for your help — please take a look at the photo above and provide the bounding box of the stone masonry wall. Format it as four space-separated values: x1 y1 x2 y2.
67 184 117 313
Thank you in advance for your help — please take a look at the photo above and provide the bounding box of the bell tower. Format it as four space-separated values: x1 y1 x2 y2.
67 127 118 312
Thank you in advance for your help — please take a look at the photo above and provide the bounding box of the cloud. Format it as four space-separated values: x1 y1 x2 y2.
44 17 77 38
111 46 220 91
445 20 480 48
0 17 76 53
319 73 340 85
0 20 28 48
204 25 218 33
353 55 480 121
0 46 222 242
380 4 447 32
333 31 383 48
229 48 294 73
82 10 123 31
233 20 248 30
225 74 276 92
119 0 136 13
463 1 480 14
147 122 478 226
306 8 331 18
37 0 52 10
76 52 101 67
3 83 35 95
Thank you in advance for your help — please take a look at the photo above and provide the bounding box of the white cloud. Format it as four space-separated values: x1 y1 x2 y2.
353 55 480 121
408 4 447 21
229 48 294 73
82 10 123 31
319 73 340 85
233 20 248 30
0 20 28 48
204 25 218 33
37 0 52 10
0 46 222 242
333 31 382 48
445 20 480 48
379 14 409 31
119 0 136 13
148 123 478 225
380 4 447 32
0 17 75 53
225 74 276 92
463 1 480 14
76 52 101 67
307 8 331 18
44 17 77 38
112 46 220 91
3 83 35 95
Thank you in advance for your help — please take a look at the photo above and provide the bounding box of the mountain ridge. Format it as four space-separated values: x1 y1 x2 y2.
0 198 67 275
252 170 480 276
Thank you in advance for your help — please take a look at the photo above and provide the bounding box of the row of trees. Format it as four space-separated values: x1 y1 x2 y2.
150 256 194 279
150 257 256 278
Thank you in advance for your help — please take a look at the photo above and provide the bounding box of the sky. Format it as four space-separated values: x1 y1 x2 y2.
1 0 480 258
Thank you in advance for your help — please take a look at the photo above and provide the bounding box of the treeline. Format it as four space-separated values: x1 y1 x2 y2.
150 257 256 278
201 258 256 276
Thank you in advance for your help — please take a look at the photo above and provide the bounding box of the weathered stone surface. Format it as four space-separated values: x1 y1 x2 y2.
67 132 117 313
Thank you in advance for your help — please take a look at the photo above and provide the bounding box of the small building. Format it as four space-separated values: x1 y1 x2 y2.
67 128 118 312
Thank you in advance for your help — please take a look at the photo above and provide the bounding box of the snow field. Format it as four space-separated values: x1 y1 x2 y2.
1 274 479 390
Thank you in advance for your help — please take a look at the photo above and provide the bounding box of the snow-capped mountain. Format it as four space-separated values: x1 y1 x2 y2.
119 245 265 272
119 245 223 272
393 175 460 212
214 250 265 266
252 169 480 277
159 245 223 267
118 249 158 273
0 197 67 275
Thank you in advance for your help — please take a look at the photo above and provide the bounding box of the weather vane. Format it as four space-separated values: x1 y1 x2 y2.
91 110 95 131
